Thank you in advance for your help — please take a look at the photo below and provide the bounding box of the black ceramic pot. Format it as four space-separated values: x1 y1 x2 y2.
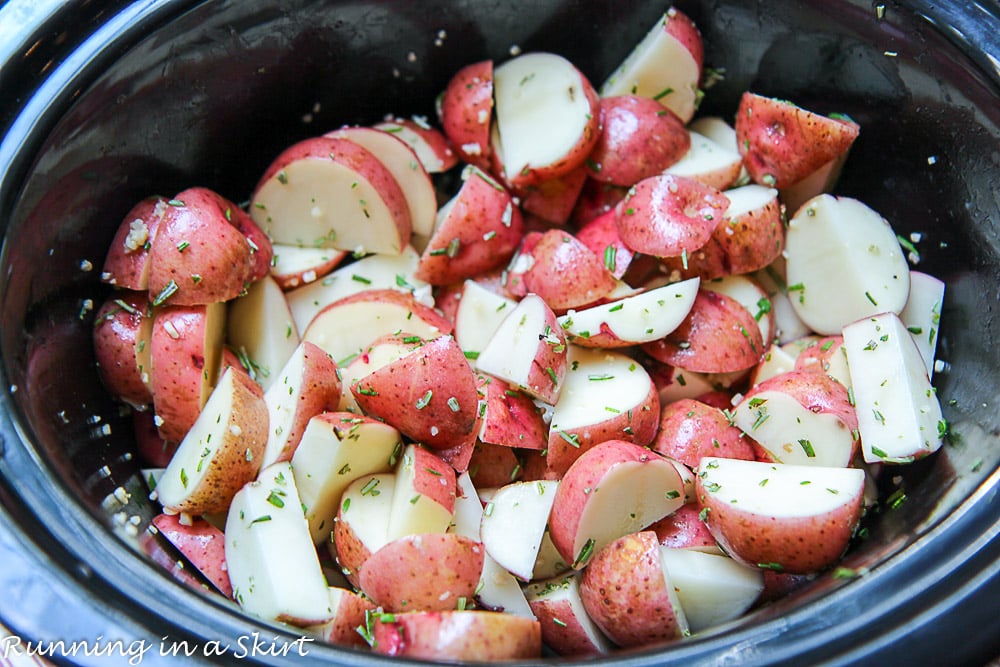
0 1 998 665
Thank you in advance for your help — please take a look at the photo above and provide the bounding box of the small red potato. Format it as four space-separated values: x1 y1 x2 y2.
702 273 776 347
794 335 852 387
548 440 685 569
523 572 613 657
574 210 635 280
358 532 485 612
93 291 154 407
304 587 377 648
268 244 346 290
736 92 860 189
515 167 588 226
648 501 720 552
148 187 270 306
332 473 396 587
152 513 232 598
467 442 523 487
586 95 690 186
579 531 688 647
521 229 618 311
438 60 494 169
372 610 542 661
704 183 784 278
615 174 730 259
696 456 866 574
480 479 559 581
387 444 457 541
571 179 629 226
415 166 523 285
665 130 744 191
226 274 300 392
101 196 167 290
133 409 177 467
653 398 754 468
659 547 764 633
477 378 547 451
373 116 459 174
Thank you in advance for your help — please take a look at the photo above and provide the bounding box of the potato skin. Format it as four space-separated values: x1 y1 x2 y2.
653 398 754 468
439 60 494 170
373 610 542 660
151 513 232 598
93 291 153 407
101 196 167 291
522 229 617 312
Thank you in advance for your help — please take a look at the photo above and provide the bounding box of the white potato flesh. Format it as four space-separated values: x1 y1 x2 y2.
270 244 345 288
292 416 401 542
658 547 764 634
755 260 813 344
842 312 944 463
703 272 773 345
688 116 737 152
898 271 945 377
751 344 798 387
475 294 560 400
784 195 910 335
450 471 484 541
373 120 451 173
779 153 849 217
227 275 299 391
338 473 396 558
664 131 740 183
479 555 536 619
533 530 570 580
658 365 717 404
557 278 699 345
697 457 866 518
252 156 405 255
523 572 612 653
259 343 323 469
549 346 653 435
733 390 855 468
480 480 559 581
454 281 517 363
600 12 701 122
225 463 333 625
386 445 454 541
285 246 427 333
493 52 593 181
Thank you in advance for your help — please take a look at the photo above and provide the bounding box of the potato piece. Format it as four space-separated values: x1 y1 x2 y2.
371 610 542 660
648 502 720 553
227 275 299 392
93 291 154 407
702 273 776 346
155 367 267 515
269 244 346 290
574 210 635 280
794 335 852 388
521 229 619 312
524 572 612 657
478 377 547 451
387 444 457 541
696 457 865 574
250 136 411 255
898 271 945 378
332 473 396 587
659 547 764 633
101 196 168 290
653 398 753 467
515 167 588 226
374 116 459 174
304 587 377 648
151 513 232 598
587 95 688 186
480 480 559 581
453 281 518 365
438 60 494 170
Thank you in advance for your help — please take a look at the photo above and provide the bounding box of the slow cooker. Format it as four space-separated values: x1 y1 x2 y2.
0 0 998 665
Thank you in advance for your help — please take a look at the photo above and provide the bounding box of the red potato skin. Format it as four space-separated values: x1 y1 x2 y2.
269 248 346 291
148 188 266 306
571 179 629 227
615 174 730 259
415 168 523 285
373 611 542 660
653 398 754 468
478 377 548 451
358 533 485 612
332 510 373 589
353 335 479 451
579 531 685 647
515 167 588 226
696 473 864 574
736 92 860 189
642 290 764 374
310 588 378 648
133 409 177 467
152 513 232 598
586 96 690 186
757 570 815 604
522 229 618 312
439 60 494 170
502 231 542 299
467 442 523 488
649 501 718 550
101 196 167 290
375 117 460 173
93 291 153 407
404 444 458 515
794 336 846 378
574 210 635 280
665 6 705 73
546 380 660 477
528 593 606 657
518 448 561 482
228 203 273 283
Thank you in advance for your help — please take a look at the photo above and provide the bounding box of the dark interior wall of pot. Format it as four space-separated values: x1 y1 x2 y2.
0 0 998 663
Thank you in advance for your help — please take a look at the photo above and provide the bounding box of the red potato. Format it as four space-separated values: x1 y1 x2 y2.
326 125 437 241
479 479 559 581
546 346 660 476
475 294 567 404
415 166 524 285
749 341 799 387
225 462 334 626
653 398 754 468
453 281 518 363
336 332 426 413
93 291 154 407
665 130 744 191
249 136 411 256
758 570 816 604
779 151 850 218
734 370 858 468
149 301 226 443
795 335 852 387
500 230 541 299
659 547 764 633
899 271 946 377
291 412 402 542
467 442 523 487
386 444 457 541
579 531 689 647
574 210 635 280
101 196 167 290
438 60 494 169
586 95 689 186
600 7 704 123
642 289 764 374
615 174 730 259
708 184 784 277
521 229 618 311
702 273 776 347
133 409 177 468
649 501 719 552
147 187 269 306
352 335 479 451
268 243 346 290
151 513 232 598
754 257 813 345
358 532 485 612
557 277 700 348
227 274 300 392
372 610 542 661
736 92 860 189
571 179 629 226
302 289 452 367
373 116 459 174
332 473 396 587
696 457 866 574
477 377 547 451
491 52 601 188
155 367 267 515
548 440 685 569
304 587 377 648
259 341 341 469
523 572 613 657
515 167 588 226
